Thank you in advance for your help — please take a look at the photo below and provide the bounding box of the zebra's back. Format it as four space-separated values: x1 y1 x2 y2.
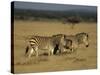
29 36 54 50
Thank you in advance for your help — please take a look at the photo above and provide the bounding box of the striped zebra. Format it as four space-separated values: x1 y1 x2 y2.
25 34 67 58
65 32 89 52
53 32 89 53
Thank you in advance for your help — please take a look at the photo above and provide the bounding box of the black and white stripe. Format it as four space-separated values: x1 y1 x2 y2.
65 32 89 52
52 32 89 53
25 34 67 58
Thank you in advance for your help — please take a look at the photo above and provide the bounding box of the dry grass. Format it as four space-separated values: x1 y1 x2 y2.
13 20 97 73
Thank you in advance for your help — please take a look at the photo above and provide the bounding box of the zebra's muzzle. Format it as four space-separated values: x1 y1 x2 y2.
86 44 89 47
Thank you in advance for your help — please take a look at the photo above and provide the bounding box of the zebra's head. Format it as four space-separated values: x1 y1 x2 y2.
76 32 89 47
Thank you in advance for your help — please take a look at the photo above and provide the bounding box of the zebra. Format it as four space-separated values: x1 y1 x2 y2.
65 32 89 52
52 32 89 54
25 34 67 58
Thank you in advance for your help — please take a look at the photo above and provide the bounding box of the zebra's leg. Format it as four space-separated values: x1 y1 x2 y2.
28 47 34 58
70 47 74 53
58 44 64 54
25 46 29 57
68 48 74 53
48 49 51 56
50 48 54 55
33 46 38 57
70 46 78 54
48 45 54 56
69 43 77 53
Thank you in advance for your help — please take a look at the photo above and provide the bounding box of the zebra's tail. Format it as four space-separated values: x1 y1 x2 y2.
25 46 29 56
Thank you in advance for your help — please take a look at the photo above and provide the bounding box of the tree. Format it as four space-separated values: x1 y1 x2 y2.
63 16 81 29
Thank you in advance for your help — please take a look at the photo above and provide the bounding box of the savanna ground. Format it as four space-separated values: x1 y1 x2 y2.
13 20 97 73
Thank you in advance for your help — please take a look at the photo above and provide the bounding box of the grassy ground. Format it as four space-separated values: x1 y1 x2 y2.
13 20 97 73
